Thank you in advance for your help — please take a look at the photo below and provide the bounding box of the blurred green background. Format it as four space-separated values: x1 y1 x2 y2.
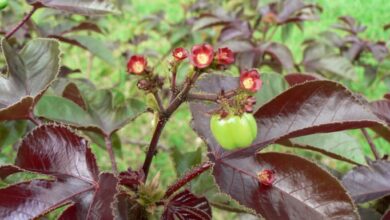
1 0 390 219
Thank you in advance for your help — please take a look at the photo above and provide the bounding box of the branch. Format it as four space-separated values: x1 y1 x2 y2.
187 89 238 102
361 128 381 160
152 91 165 112
5 6 38 39
142 117 167 179
170 64 178 102
164 161 213 199
142 71 202 181
104 135 118 174
28 109 42 126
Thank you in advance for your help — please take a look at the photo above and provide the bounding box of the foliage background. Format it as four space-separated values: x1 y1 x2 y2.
1 0 390 219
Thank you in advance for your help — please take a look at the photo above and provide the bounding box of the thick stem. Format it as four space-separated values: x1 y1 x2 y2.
104 135 118 174
164 161 212 199
142 72 201 181
5 7 38 39
165 71 201 114
361 128 381 160
142 118 167 179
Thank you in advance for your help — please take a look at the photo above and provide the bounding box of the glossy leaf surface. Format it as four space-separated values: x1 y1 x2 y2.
213 152 359 219
0 124 118 219
27 0 118 15
162 189 212 220
0 39 60 121
342 160 390 203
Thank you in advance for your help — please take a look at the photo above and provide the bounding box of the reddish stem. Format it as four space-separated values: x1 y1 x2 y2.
28 109 41 126
164 161 213 198
142 72 201 181
142 118 168 179
5 7 38 39
361 128 381 160
104 135 118 174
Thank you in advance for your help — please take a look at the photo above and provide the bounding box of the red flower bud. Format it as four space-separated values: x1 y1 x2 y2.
191 44 214 69
240 70 262 92
257 169 275 186
217 47 235 65
172 47 188 61
127 55 147 75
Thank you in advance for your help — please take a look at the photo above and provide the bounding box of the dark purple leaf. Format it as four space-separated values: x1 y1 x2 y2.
0 39 60 121
252 80 390 150
162 189 212 220
57 173 119 220
213 152 359 219
333 16 367 34
62 82 87 110
279 131 365 165
259 42 295 72
35 89 146 136
367 42 389 62
383 208 390 220
370 100 390 125
27 0 118 15
277 0 318 23
219 21 251 42
302 42 356 80
0 124 118 219
342 160 390 203
192 14 230 31
277 0 304 22
48 35 116 65
284 73 320 86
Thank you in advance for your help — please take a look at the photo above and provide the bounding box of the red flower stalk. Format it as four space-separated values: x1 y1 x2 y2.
127 55 147 75
240 69 262 92
217 47 235 65
191 44 214 69
257 169 275 186
172 47 188 61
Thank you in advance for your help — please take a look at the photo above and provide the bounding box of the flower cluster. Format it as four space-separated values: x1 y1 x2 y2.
126 44 236 76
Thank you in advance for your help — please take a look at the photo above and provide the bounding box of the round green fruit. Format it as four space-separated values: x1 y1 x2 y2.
210 113 257 150
0 0 8 10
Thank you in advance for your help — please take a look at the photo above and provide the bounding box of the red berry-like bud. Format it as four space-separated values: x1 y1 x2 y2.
257 169 275 186
240 70 262 92
217 47 235 65
191 44 214 69
127 55 147 75
172 47 188 61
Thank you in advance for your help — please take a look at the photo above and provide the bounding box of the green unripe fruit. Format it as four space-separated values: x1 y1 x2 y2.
210 113 257 150
0 0 8 10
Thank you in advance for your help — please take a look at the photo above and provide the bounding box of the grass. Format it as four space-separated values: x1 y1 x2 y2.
1 0 390 219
